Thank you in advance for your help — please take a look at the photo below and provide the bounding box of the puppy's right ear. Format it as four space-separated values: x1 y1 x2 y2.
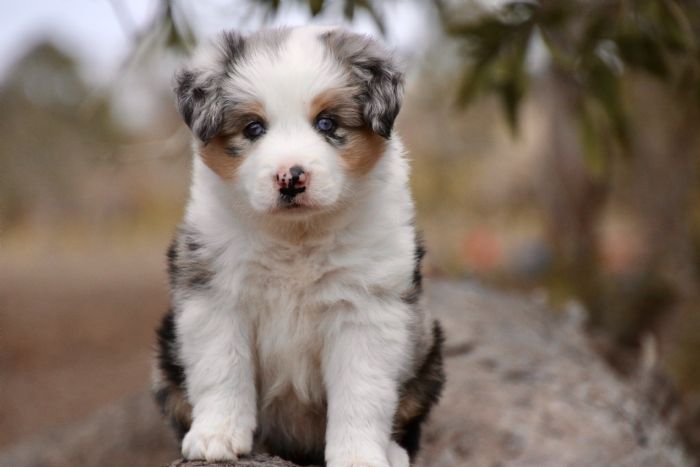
174 32 246 143
321 30 404 139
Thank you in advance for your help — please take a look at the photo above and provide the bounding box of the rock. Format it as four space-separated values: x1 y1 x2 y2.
416 281 689 466
168 455 301 466
0 281 692 467
0 390 179 467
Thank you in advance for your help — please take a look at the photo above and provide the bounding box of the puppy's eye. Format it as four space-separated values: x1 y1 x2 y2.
315 116 337 134
243 121 266 140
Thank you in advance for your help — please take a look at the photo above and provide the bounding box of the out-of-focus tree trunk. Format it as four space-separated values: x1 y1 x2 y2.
533 69 607 313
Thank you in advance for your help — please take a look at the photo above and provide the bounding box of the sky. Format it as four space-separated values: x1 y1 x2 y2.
0 0 436 84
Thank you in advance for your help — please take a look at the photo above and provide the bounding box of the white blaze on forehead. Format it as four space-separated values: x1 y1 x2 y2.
228 27 348 120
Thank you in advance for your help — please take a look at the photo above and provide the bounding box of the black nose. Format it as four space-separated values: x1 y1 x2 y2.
289 165 304 183
279 165 307 199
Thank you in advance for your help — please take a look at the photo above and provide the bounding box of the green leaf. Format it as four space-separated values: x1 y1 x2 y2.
586 56 629 145
163 2 195 52
499 78 522 132
656 0 694 51
615 30 669 78
579 102 606 177
499 29 530 132
448 1 536 129
456 55 493 107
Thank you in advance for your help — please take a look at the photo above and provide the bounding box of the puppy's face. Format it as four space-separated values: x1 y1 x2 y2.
175 27 403 216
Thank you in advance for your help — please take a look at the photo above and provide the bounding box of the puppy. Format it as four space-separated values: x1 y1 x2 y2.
153 26 444 467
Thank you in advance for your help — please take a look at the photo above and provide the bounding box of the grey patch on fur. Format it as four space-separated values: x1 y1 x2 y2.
167 225 214 292
320 30 405 138
174 28 291 143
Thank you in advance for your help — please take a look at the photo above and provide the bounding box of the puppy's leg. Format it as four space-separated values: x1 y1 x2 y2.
177 295 257 462
323 301 410 467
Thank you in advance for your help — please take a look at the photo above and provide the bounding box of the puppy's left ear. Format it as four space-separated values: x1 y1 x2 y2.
174 31 247 143
322 31 404 139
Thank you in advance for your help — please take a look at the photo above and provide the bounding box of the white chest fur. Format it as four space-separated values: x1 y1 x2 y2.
238 238 354 451
246 243 332 407
237 231 361 396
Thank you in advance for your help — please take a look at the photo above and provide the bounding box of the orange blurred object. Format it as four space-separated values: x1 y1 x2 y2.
461 227 503 274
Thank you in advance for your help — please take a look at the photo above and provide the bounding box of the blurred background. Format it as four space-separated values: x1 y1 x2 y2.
1 0 699 464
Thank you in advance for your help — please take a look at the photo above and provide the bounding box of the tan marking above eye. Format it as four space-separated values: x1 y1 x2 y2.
239 100 266 118
223 100 267 134
309 87 363 127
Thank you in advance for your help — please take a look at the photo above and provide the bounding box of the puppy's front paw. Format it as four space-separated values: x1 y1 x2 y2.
181 423 253 462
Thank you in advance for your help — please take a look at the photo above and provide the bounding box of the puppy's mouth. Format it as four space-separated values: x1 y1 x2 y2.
275 189 314 212
279 186 305 202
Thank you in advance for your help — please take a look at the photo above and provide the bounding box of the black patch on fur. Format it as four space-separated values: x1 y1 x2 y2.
191 86 205 101
412 234 426 287
188 271 213 288
175 71 196 128
399 417 423 460
321 30 404 138
402 232 426 305
166 240 179 285
186 238 202 252
220 30 247 73
156 310 186 387
402 286 420 306
394 321 446 460
154 310 192 440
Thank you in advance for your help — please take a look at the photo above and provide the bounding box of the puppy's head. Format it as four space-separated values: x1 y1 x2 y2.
175 27 403 216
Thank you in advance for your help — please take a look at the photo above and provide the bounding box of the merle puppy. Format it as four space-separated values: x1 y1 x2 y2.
153 26 444 467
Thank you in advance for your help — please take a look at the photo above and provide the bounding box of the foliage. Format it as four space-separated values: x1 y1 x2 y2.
142 0 386 53
437 0 700 165
258 0 386 33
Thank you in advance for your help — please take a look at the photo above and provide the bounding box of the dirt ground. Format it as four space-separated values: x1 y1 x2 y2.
0 241 171 447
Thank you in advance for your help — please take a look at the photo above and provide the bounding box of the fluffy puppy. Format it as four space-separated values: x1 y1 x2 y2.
153 26 444 467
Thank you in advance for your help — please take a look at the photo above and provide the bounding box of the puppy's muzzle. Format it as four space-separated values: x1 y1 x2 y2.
276 165 307 199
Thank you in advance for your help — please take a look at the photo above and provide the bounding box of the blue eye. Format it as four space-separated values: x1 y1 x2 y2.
243 121 265 140
315 116 337 133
